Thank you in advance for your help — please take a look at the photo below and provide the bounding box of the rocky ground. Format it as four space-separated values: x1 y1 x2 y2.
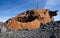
0 21 60 38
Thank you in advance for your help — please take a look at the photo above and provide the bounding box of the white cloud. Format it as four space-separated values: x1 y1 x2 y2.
46 0 60 6
0 16 12 22
45 0 60 9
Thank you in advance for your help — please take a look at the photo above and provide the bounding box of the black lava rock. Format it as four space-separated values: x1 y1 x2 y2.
0 21 60 38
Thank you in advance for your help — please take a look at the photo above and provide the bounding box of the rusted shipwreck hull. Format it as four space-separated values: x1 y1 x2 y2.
4 9 58 30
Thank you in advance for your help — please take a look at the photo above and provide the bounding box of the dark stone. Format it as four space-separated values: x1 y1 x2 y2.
50 35 56 38
0 21 60 38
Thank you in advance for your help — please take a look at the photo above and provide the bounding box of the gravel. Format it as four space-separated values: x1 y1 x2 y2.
0 21 60 38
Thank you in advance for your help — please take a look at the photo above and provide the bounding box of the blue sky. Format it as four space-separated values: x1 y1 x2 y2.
0 0 60 22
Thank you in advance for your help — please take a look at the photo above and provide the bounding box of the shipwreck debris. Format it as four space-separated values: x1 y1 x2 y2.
4 9 58 30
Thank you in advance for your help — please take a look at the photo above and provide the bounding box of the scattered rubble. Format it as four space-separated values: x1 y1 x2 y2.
0 21 60 38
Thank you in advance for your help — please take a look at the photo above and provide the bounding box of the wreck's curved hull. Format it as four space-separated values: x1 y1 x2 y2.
7 18 41 30
4 9 57 30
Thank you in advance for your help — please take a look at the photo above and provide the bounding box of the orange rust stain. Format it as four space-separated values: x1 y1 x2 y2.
4 9 57 30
